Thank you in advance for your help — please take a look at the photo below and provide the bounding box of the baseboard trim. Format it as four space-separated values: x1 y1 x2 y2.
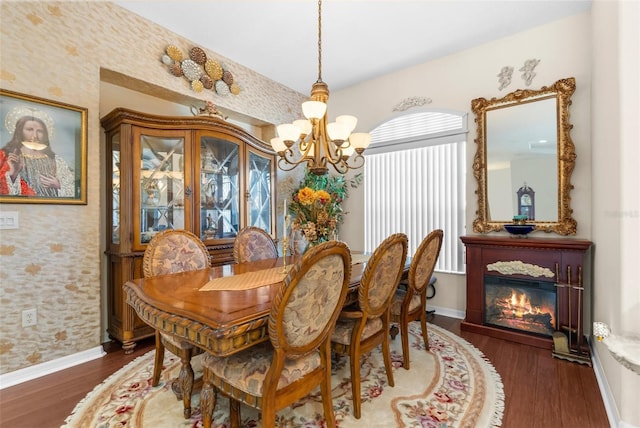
589 339 620 428
429 305 465 320
0 346 105 389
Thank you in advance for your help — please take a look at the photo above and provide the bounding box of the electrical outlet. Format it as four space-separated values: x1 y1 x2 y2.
22 309 37 327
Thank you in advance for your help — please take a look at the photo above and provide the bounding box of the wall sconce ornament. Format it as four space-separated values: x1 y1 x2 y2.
392 96 433 112
497 66 514 90
520 58 541 86
162 45 241 96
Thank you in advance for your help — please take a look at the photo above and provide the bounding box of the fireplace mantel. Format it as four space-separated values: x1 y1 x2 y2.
460 235 593 356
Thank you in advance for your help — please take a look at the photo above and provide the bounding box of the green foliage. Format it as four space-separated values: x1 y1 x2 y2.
288 171 362 245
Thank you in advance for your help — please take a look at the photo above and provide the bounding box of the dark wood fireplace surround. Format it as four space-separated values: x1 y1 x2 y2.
460 235 592 351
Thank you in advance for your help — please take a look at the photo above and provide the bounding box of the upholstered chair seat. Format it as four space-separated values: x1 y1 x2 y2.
142 229 211 419
203 342 322 396
389 229 443 369
390 290 422 314
331 317 383 345
201 241 352 428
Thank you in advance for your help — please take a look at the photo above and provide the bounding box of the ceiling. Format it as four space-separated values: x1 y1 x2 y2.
116 1 591 95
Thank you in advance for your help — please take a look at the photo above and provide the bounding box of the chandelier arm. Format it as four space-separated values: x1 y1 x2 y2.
345 153 366 170
277 157 306 172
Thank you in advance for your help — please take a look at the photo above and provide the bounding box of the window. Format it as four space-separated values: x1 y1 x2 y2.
364 111 467 274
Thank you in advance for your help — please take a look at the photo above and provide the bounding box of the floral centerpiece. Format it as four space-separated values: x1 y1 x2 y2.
287 171 362 248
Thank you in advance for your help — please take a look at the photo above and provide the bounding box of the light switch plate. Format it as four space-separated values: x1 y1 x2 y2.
0 211 19 229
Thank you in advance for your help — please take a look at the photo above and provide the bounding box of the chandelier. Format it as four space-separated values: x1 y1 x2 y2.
270 0 371 176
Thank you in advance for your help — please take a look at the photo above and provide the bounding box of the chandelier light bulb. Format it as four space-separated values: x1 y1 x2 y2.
302 101 327 120
349 132 372 150
293 119 312 135
341 144 355 158
270 137 287 153
336 115 358 134
327 121 349 143
277 123 301 143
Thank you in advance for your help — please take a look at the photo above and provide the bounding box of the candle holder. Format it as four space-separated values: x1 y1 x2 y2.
282 214 291 273
282 236 290 273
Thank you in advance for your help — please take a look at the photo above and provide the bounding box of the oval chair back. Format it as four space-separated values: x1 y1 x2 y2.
390 229 443 369
331 232 408 419
143 229 210 277
142 229 210 419
233 226 278 263
201 240 352 428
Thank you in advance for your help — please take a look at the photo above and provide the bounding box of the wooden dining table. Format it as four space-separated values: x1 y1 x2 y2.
124 253 407 357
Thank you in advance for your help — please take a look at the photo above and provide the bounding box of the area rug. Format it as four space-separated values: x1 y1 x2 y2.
62 323 504 427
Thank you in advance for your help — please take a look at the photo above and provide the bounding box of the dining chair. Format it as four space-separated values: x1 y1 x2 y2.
389 229 443 369
233 226 279 263
330 232 408 419
142 228 211 419
200 240 352 428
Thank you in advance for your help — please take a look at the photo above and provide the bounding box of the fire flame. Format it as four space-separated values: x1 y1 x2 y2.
507 291 544 318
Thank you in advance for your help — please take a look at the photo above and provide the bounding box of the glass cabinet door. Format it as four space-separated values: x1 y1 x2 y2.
199 136 240 241
247 149 273 234
110 133 121 245
138 133 186 245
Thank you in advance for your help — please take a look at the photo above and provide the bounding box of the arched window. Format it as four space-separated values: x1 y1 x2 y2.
364 110 467 273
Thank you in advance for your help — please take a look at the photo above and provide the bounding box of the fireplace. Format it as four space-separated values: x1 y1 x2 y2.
484 276 556 337
460 236 593 360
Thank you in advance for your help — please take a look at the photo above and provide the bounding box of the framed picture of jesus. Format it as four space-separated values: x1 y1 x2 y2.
0 89 88 204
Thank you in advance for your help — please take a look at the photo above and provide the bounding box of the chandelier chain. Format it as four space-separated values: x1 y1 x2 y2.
317 0 322 82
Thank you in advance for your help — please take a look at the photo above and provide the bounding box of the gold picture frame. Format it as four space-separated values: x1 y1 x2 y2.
471 77 577 235
0 89 87 204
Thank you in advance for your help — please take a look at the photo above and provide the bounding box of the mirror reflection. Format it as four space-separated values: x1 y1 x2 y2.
486 96 557 221
472 77 577 235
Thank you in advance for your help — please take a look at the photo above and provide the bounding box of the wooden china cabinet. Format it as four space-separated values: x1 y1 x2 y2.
101 108 276 352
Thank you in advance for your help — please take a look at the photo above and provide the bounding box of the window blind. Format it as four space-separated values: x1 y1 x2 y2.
363 111 467 274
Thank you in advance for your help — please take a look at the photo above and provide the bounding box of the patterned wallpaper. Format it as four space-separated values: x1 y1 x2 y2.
0 1 305 374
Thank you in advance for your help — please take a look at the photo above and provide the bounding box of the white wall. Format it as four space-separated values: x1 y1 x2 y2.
591 1 640 427
332 12 592 317
334 5 640 426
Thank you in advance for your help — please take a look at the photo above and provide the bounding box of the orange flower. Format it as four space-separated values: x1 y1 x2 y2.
297 187 316 205
315 190 331 203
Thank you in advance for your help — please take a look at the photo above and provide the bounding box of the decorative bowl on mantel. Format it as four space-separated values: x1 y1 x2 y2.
504 224 535 236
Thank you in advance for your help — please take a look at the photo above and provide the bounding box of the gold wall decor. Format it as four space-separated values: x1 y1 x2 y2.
162 45 241 96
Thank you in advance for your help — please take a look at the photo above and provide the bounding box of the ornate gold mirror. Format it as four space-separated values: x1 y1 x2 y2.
471 77 577 235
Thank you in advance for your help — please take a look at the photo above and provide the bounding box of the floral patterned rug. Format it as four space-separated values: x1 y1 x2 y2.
62 323 504 427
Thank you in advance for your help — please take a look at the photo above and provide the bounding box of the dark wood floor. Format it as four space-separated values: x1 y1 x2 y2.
0 314 610 427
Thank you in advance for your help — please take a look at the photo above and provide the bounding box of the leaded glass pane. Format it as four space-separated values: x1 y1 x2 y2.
200 137 239 240
139 135 185 243
248 152 272 233
111 134 120 244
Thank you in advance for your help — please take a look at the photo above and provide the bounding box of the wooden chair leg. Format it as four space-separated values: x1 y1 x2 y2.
261 398 276 428
350 352 362 419
201 369 217 428
400 320 411 369
321 346 337 428
152 330 164 387
382 334 395 387
420 312 430 351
